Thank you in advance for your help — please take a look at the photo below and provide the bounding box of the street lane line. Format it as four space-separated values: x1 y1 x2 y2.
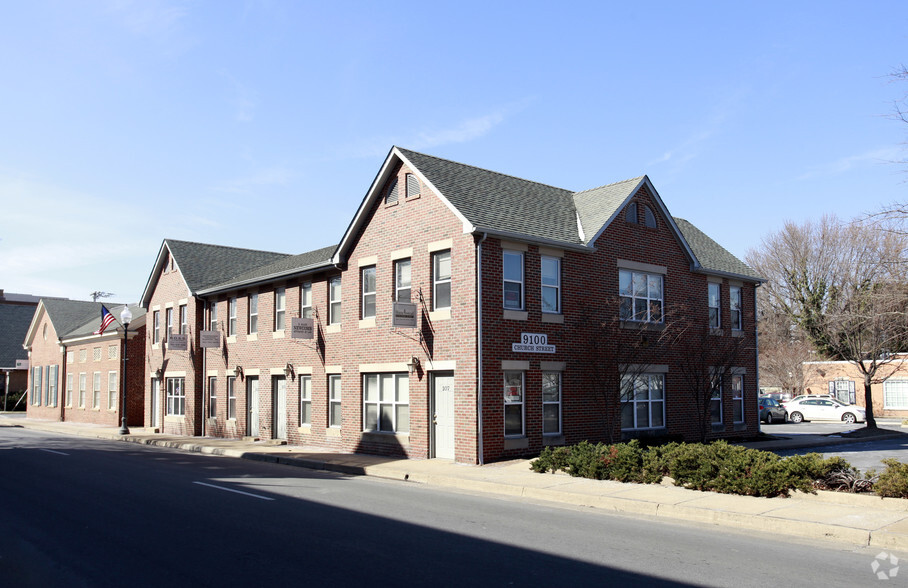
193 481 275 501
40 449 69 456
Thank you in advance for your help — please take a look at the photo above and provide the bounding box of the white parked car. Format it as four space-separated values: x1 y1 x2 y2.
783 397 866 424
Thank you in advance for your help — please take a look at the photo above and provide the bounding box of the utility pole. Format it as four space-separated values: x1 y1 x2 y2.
90 291 115 302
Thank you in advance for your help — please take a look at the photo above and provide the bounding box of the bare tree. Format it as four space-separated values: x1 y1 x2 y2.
755 290 822 397
747 215 908 428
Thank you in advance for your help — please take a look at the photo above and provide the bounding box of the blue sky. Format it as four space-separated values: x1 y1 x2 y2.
1 1 905 304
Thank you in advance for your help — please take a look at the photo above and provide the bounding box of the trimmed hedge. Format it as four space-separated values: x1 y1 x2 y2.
531 440 864 498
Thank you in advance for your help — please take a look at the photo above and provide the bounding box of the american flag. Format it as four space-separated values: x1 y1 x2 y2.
94 305 116 335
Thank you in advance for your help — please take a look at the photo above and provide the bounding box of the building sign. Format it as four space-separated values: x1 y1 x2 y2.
168 333 188 351
291 317 314 339
512 332 555 354
200 330 221 348
392 302 418 328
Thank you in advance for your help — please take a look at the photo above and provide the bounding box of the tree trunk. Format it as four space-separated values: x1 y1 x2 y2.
864 374 877 429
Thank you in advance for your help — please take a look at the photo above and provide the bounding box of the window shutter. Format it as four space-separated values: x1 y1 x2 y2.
406 173 420 198
848 380 856 404
828 381 835 395
385 178 399 204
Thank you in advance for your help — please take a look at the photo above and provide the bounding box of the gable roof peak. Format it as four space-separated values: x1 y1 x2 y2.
573 175 647 197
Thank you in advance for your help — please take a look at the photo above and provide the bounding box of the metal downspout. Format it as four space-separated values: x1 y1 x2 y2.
476 233 487 465
754 285 760 431
201 298 207 438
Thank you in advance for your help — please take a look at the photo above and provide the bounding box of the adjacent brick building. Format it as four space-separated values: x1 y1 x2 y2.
803 357 908 419
23 299 146 427
139 147 763 463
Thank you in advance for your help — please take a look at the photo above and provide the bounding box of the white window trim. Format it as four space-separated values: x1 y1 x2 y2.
329 374 342 427
708 282 721 329
732 374 745 424
395 259 411 303
275 287 286 331
248 293 258 334
300 375 312 426
730 286 743 331
108 371 118 411
621 373 666 430
542 371 562 436
362 373 409 434
433 250 452 311
361 266 376 319
502 250 524 311
329 277 342 325
301 283 313 319
503 371 525 437
884 380 908 410
619 269 664 323
228 297 237 336
541 255 561 314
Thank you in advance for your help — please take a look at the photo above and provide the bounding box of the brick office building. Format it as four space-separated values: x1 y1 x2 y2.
139 147 763 463
23 299 146 426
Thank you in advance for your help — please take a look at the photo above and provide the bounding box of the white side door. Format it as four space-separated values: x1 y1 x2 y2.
273 376 287 440
247 377 259 437
432 373 455 459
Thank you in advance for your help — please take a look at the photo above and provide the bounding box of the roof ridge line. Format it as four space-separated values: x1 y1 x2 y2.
573 175 646 196
396 147 574 194
165 238 292 257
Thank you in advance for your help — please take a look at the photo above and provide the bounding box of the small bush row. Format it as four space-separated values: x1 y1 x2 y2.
531 440 894 498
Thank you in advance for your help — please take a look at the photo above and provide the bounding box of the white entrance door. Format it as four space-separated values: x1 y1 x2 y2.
247 377 259 437
150 378 160 428
273 376 287 440
432 373 455 459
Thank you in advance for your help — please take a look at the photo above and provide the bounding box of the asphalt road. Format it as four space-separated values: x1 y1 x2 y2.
0 426 901 587
763 421 908 473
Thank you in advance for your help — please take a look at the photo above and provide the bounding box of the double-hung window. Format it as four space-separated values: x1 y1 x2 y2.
208 376 217 418
433 250 451 310
329 277 342 324
78 373 86 408
618 270 663 323
166 377 185 416
108 371 117 410
730 286 742 330
710 381 723 425
395 259 411 302
361 267 376 319
300 375 312 425
732 375 744 423
708 283 721 329
209 303 217 331
620 374 665 430
274 288 286 331
329 375 342 427
248 294 258 334
153 310 160 344
228 297 237 336
502 251 524 310
165 308 173 337
542 372 561 435
227 376 237 419
541 256 561 314
31 366 41 405
92 372 101 409
179 304 187 334
47 365 57 407
363 373 409 433
301 283 313 318
503 371 524 436
65 373 73 406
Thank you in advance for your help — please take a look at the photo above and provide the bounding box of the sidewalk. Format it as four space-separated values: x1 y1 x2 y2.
5 414 908 552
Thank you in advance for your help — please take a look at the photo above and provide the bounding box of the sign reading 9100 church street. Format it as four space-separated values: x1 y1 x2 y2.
512 333 555 354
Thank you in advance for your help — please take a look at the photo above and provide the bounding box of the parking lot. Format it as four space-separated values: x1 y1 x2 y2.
762 419 908 473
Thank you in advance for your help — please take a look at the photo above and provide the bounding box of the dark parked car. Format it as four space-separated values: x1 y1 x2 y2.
759 396 787 424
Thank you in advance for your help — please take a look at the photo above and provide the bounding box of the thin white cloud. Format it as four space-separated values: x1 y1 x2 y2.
796 147 906 180
219 69 258 123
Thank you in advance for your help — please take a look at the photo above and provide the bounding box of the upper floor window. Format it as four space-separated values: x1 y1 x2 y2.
108 345 117 360
406 173 420 198
730 286 742 330
275 287 286 331
625 201 638 224
433 250 451 310
643 205 657 228
165 308 173 336
228 297 237 336
708 283 721 329
248 294 258 334
301 283 313 319
93 347 102 362
209 303 218 331
153 310 160 344
362 267 376 319
541 256 561 314
502 251 524 310
385 177 399 205
329 277 342 324
618 269 663 323
179 304 188 335
395 259 411 303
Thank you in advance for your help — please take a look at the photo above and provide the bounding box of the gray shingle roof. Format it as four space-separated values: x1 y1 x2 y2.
65 304 146 339
203 244 337 293
42 299 108 339
0 304 37 367
573 177 645 245
166 239 292 292
397 148 581 244
674 218 763 281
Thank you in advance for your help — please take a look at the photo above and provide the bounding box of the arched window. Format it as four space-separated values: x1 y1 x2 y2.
644 205 657 228
406 173 420 198
625 201 638 224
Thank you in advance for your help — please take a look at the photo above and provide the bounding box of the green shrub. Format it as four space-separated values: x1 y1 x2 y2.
875 459 908 498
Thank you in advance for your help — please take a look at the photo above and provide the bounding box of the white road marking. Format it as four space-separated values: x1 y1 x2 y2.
193 481 275 501
40 449 69 456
